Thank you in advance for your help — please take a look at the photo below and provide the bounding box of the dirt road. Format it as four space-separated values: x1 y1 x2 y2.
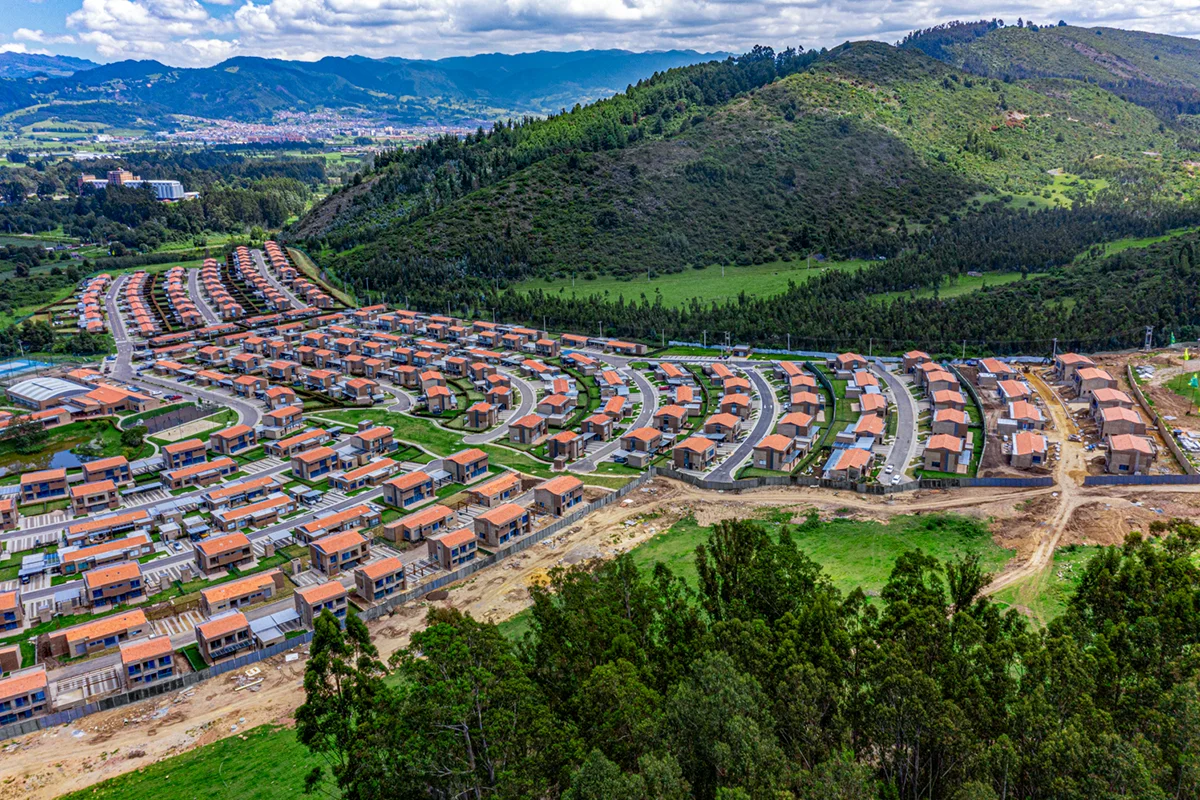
981 369 1088 601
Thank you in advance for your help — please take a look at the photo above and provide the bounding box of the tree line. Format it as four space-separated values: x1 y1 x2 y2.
333 200 1200 355
297 515 1200 800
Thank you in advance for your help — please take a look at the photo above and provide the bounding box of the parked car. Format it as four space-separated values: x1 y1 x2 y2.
166 394 183 401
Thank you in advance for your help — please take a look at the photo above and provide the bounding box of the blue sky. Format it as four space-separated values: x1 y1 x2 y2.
3 0 1200 68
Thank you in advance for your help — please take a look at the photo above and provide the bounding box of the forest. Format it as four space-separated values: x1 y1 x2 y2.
297 516 1200 800
323 201 1200 354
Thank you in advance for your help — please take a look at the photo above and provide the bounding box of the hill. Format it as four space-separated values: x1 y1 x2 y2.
300 40 1194 290
902 22 1200 122
0 49 725 127
0 51 96 78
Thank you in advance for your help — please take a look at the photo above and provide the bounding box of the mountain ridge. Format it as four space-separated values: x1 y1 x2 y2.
0 48 728 126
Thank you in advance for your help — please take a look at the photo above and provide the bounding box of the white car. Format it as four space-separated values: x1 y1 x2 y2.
885 464 894 474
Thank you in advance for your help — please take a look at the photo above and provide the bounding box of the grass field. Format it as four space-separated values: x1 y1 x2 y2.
989 544 1100 626
513 258 869 308
873 270 1039 303
313 409 631 488
1167 371 1200 409
57 724 322 800
499 510 1017 639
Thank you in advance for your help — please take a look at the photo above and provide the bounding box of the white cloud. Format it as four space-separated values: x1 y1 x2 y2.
22 0 1200 67
0 42 52 55
14 28 77 44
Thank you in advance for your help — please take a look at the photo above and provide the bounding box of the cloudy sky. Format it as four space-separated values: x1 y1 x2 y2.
3 0 1200 67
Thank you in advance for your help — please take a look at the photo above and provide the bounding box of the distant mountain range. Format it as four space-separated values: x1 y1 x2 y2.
0 51 97 79
0 49 727 127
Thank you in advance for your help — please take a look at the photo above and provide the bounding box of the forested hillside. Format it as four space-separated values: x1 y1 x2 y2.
904 21 1200 123
300 39 1195 284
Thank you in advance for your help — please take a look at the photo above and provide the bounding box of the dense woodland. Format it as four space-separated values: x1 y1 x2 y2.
330 202 1200 354
298 516 1200 800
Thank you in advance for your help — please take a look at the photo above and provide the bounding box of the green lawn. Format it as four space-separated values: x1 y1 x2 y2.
122 402 198 427
54 722 321 800
516 258 869 308
873 271 1040 303
313 409 631 488
1166 372 1200 408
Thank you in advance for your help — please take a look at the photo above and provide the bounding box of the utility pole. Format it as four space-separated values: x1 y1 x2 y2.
869 337 873 358
703 330 706 348
961 340 966 360
786 333 790 352
1144 325 1154 351
1052 337 1057 359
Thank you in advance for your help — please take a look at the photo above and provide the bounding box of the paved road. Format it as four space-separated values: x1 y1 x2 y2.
463 369 537 445
570 357 659 473
251 248 305 309
103 275 263 426
187 267 221 324
873 360 918 477
707 364 777 480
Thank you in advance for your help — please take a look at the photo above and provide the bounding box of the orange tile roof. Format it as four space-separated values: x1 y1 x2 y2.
201 570 281 605
70 479 116 498
21 467 65 484
0 667 47 698
1013 431 1047 456
67 509 150 536
119 636 173 665
511 414 545 429
477 503 527 526
293 445 336 464
779 411 813 428
63 609 147 645
1110 434 1155 455
195 532 251 557
386 470 431 491
359 556 404 581
297 581 346 605
163 438 205 454
85 456 128 471
539 475 583 495
339 458 396 482
474 472 520 496
655 404 687 419
676 436 715 454
311 528 368 554
706 413 740 428
198 611 249 640
354 426 392 442
432 527 477 548
168 457 237 480
82 560 140 589
756 434 794 452
927 433 964 453
392 504 453 529
446 448 486 465
623 427 661 442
